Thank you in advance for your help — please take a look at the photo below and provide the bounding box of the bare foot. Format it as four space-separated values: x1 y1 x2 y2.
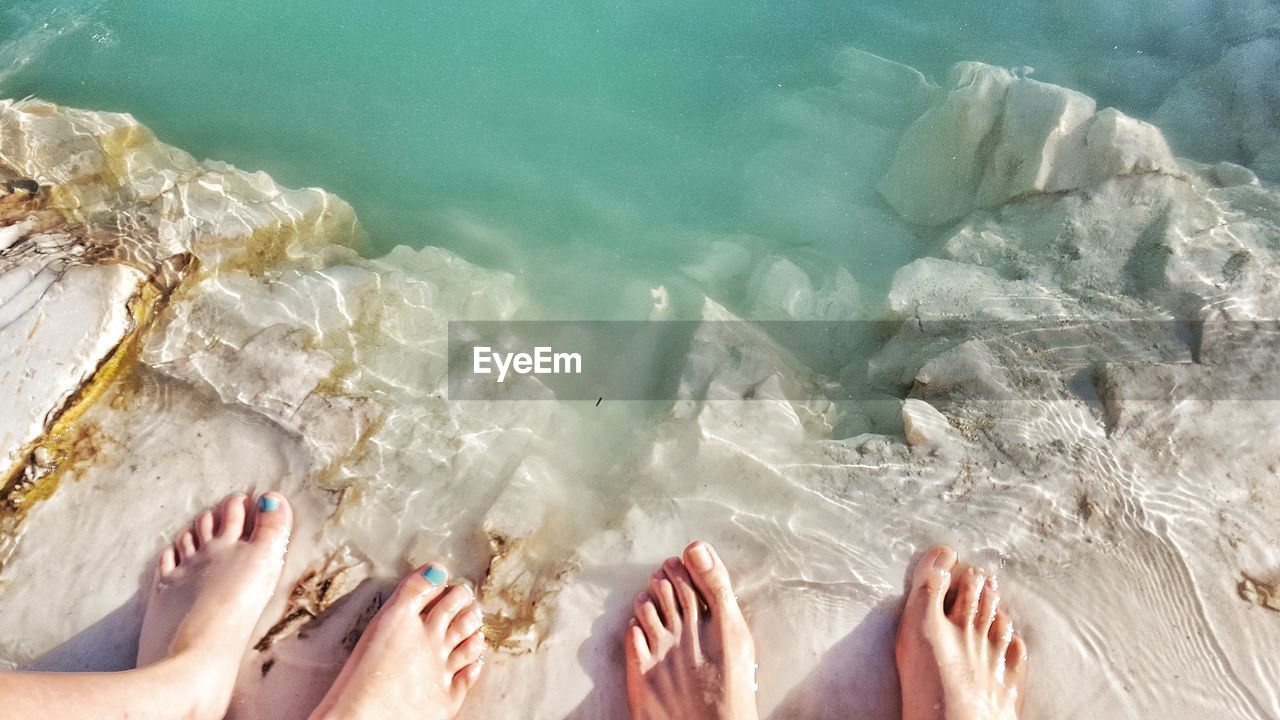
624 541 759 720
136 492 293 718
308 563 485 720
896 546 1028 720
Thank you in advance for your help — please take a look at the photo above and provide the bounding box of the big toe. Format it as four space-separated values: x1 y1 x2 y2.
906 545 957 616
248 492 293 552
386 563 452 614
682 541 739 615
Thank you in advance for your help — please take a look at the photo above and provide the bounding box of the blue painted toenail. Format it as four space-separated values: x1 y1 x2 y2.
258 496 279 512
423 566 447 586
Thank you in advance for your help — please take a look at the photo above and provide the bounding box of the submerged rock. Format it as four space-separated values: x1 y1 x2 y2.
878 62 1180 226
900 399 961 454
1156 37 1280 183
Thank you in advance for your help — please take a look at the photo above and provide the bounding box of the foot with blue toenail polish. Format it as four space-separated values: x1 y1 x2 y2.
309 562 485 720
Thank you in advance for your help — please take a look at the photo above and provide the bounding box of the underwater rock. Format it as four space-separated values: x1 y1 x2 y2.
746 256 860 321
900 399 960 453
876 63 1016 226
830 47 940 128
0 261 144 485
887 257 1072 324
878 62 1179 226
1156 37 1280 183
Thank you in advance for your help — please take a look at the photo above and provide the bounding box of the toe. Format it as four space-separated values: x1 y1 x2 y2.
681 541 739 616
911 545 958 587
447 631 486 673
248 493 292 552
451 661 483 701
976 576 1000 636
625 621 652 669
177 530 196 561
906 545 957 617
1006 633 1028 678
446 606 484 648
424 584 476 638
387 563 451 613
216 494 249 539
650 573 680 633
634 592 666 648
948 566 986 626
195 511 215 547
158 546 177 575
662 559 702 628
990 609 1014 652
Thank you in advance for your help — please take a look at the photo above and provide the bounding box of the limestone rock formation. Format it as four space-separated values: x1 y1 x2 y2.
878 62 1180 226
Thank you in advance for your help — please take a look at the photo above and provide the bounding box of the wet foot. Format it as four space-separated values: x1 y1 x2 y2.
136 492 293 718
896 546 1028 720
308 563 485 720
625 541 759 720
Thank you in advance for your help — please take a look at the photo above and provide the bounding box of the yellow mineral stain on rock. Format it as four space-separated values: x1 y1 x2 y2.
0 282 163 558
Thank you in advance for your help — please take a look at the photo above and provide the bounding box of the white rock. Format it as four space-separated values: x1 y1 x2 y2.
888 256 1070 323
975 77 1097 205
0 263 144 478
747 256 860 321
877 63 1015 226
881 63 1179 226
901 398 959 452
1084 108 1179 182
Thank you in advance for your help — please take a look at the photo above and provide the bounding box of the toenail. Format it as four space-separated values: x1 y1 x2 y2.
257 495 280 512
423 565 448 586
932 550 954 569
687 543 713 572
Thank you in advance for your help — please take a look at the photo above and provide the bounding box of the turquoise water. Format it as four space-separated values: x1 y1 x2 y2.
0 0 1215 320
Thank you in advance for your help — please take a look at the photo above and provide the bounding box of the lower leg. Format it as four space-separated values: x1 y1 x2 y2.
0 654 222 720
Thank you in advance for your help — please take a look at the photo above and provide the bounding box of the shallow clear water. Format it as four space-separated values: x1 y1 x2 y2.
0 0 1223 320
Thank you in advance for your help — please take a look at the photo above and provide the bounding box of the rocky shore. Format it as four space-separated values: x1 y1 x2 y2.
1 56 1278 719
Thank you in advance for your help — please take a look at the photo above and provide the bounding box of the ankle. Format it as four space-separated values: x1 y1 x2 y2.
144 652 238 720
